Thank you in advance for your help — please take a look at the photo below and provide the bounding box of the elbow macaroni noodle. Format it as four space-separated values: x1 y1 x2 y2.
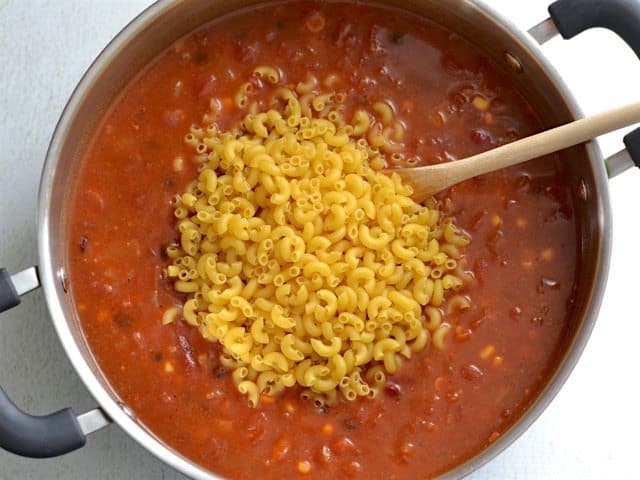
166 76 470 406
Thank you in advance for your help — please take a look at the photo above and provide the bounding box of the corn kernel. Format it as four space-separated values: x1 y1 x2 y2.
164 361 174 373
540 248 554 262
96 309 110 324
480 344 495 360
521 250 534 269
493 355 504 367
472 95 490 111
167 265 180 277
261 394 275 404
284 401 295 414
173 156 184 172
321 423 334 435
297 460 311 474
484 112 494 125
516 217 528 229
271 437 291 462
490 214 502 227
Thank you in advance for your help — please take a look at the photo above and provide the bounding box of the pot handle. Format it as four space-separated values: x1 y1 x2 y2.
549 0 640 58
0 267 111 458
531 0 640 176
625 128 640 164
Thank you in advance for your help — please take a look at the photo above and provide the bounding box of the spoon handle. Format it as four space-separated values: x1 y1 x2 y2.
401 101 640 200
450 100 640 180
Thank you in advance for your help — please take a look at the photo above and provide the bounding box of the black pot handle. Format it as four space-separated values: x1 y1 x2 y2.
548 0 640 169
0 268 20 312
0 267 107 458
549 0 640 58
624 128 640 166
0 390 86 458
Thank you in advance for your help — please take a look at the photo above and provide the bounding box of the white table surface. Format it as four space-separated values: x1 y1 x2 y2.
1 1 639 479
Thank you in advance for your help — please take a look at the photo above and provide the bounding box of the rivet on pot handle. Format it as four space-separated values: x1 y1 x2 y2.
0 267 111 458
529 0 640 178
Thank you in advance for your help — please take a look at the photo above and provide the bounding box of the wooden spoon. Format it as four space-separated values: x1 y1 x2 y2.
391 101 640 203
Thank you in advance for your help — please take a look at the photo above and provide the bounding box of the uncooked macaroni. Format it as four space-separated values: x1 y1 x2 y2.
166 84 469 406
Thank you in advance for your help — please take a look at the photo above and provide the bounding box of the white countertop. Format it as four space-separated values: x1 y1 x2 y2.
1 1 639 478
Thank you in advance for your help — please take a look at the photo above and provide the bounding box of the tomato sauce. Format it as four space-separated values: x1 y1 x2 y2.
68 2 577 478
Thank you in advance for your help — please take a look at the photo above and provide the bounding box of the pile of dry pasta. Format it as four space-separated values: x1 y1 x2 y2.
165 81 470 407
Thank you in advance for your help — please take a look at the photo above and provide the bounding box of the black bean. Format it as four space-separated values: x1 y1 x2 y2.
509 306 522 320
470 128 493 147
538 277 560 292
214 366 228 379
390 31 406 45
384 381 402 399
159 247 169 261
460 363 484 381
193 50 208 65
113 312 134 328
163 178 176 191
343 417 359 430
79 235 89 252
516 174 531 191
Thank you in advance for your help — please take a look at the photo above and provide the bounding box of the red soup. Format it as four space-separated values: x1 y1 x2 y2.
68 2 577 479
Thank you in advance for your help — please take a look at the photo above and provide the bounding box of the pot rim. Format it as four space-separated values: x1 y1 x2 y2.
35 1 612 479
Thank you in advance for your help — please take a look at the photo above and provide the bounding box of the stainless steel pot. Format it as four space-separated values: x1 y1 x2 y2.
1 0 639 478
